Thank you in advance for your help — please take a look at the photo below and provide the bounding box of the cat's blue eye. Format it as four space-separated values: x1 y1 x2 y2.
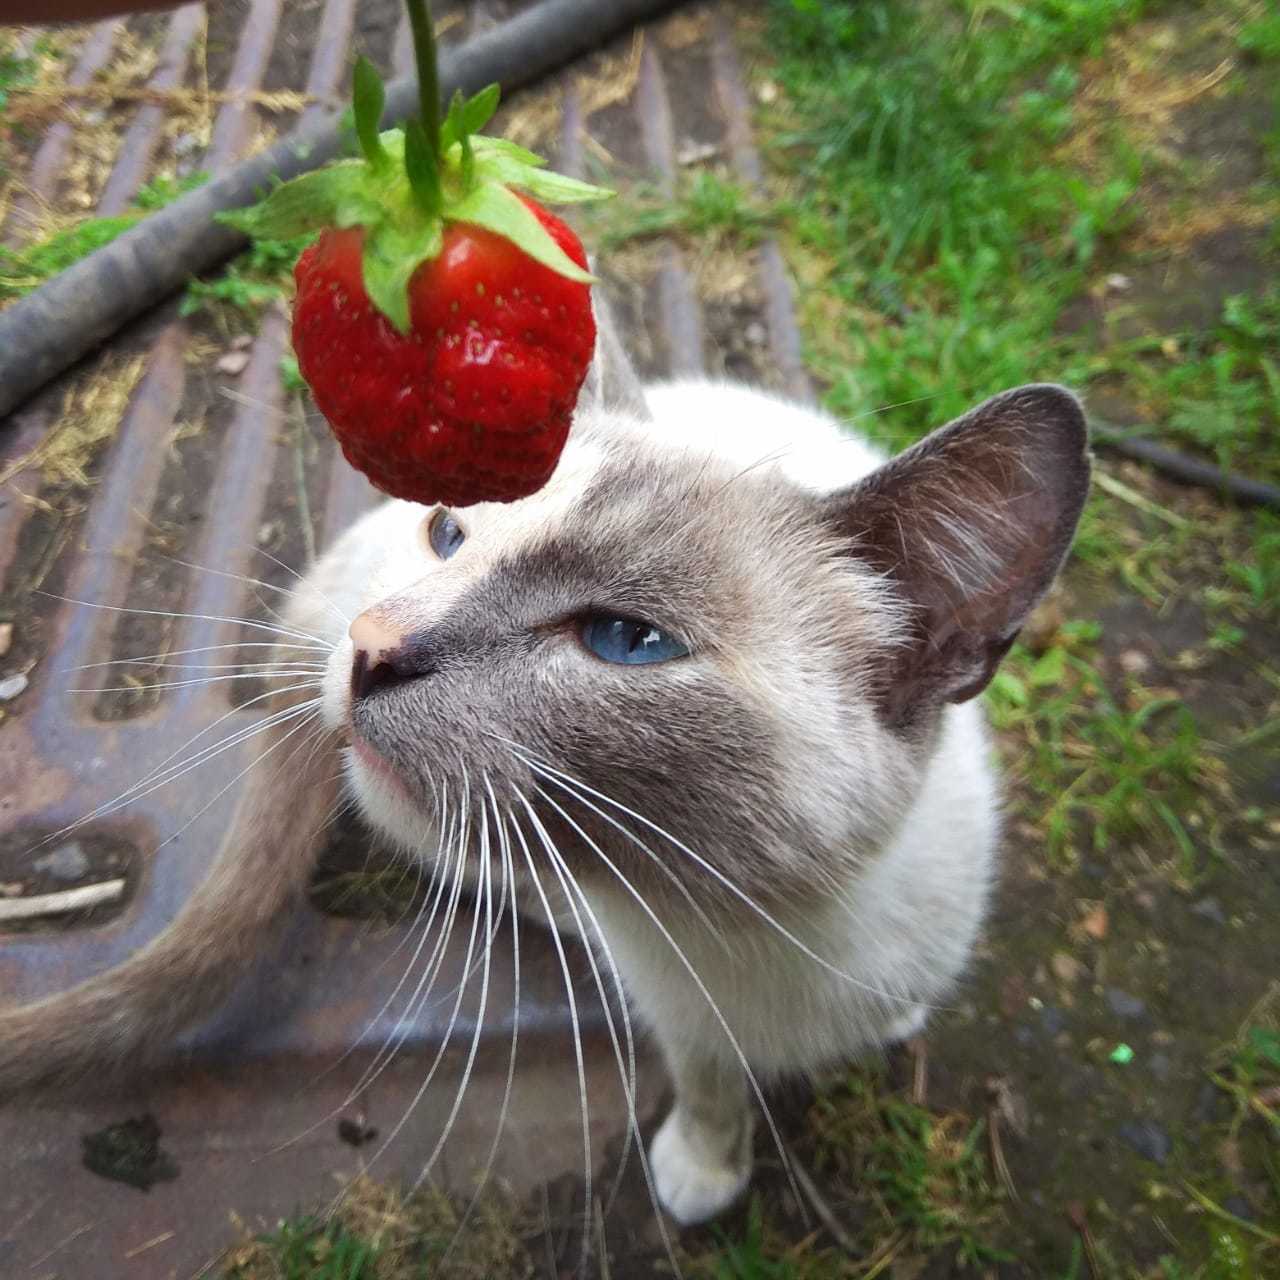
581 615 690 666
428 510 465 560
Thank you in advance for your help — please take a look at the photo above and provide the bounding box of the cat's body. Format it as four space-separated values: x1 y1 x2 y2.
0 319 1089 1226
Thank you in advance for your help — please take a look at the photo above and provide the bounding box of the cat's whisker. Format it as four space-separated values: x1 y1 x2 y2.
439 788 522 1267
68 671 325 694
34 590 331 648
144 702 326 873
527 777 807 1224
254 545 352 629
408 782 496 1194
525 800 681 1277
337 800 468 1108
280 786 458 1154
490 736 726 952
82 693 325 824
362 770 488 1181
515 744 933 1014
32 689 324 858
65 640 332 672
509 790 593 1276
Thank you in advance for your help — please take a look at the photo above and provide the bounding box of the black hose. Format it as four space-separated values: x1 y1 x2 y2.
1091 421 1280 512
0 0 684 421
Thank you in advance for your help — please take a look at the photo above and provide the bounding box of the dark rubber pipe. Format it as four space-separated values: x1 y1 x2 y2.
1091 422 1280 512
0 0 684 421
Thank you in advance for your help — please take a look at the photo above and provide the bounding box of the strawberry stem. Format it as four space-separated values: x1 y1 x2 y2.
405 0 442 168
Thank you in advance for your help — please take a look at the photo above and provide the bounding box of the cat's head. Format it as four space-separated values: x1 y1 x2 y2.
320 318 1089 914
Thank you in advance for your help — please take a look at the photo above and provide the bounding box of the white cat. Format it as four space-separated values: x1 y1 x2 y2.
0 315 1090 1225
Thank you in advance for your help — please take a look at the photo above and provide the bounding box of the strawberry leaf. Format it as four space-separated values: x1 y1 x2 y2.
448 182 595 283
352 57 388 169
473 136 548 168
218 164 379 238
362 218 443 334
439 83 500 153
472 142 613 205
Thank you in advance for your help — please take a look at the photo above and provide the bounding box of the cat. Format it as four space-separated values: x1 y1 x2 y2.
0 307 1090 1226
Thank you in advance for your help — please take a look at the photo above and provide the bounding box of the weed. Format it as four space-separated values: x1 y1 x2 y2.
180 231 314 328
0 171 209 302
587 170 774 253
222 1175 530 1279
988 627 1214 873
808 1069 1006 1266
1238 9 1280 61
1088 289 1280 482
224 1216 381 1279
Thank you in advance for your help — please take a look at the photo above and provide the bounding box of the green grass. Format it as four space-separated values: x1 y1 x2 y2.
0 171 209 302
987 625 1213 874
180 230 316 328
585 169 775 253
224 1216 381 1280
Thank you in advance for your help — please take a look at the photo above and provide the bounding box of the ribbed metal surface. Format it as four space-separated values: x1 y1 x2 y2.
0 4 811 1274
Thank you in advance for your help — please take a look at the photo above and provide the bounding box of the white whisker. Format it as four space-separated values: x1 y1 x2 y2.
409 781 496 1192
35 590 331 648
527 777 805 1221
522 798 680 1276
509 790 593 1276
512 742 931 1012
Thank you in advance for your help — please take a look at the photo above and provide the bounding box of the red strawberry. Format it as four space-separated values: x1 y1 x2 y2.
291 196 595 506
222 2 611 507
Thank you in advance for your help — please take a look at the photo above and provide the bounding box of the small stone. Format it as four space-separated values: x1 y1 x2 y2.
34 841 90 883
1195 1081 1226 1125
1222 1195 1253 1222
676 140 719 166
0 672 28 701
0 622 11 658
1191 897 1226 926
1105 273 1133 293
1051 951 1084 983
1117 1120 1171 1164
216 350 251 376
1107 989 1147 1020
756 79 779 104
230 333 253 351
1040 1005 1068 1036
744 321 767 346
1118 648 1151 675
1080 904 1109 940
0 883 22 898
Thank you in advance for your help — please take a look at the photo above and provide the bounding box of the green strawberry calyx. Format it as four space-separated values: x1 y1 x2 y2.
221 46 612 334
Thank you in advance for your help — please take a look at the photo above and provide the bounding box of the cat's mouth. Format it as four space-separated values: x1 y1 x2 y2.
348 731 417 801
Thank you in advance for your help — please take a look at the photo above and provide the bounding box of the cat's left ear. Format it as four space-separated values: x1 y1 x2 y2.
579 287 651 421
823 384 1090 728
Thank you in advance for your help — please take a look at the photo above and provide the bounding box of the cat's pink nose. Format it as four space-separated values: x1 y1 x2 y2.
349 610 400 663
348 611 437 701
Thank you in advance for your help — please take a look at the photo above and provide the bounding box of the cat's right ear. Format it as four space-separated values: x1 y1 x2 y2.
822 385 1090 729
581 290 651 421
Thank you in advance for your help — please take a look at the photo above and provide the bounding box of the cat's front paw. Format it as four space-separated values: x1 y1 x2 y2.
650 1111 751 1225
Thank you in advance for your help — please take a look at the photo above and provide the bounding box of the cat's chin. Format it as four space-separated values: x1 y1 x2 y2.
345 737 437 850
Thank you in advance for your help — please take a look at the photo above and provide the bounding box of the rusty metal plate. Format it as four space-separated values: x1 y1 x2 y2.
0 4 807 1275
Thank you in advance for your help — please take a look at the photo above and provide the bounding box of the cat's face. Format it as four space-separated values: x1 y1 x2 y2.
321 408 916 911
319 369 1089 918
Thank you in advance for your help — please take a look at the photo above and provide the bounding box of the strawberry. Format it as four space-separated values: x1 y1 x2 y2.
222 0 611 507
292 198 594 505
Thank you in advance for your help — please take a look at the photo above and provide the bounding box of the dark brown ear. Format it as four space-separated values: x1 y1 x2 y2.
823 384 1090 729
581 289 651 421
